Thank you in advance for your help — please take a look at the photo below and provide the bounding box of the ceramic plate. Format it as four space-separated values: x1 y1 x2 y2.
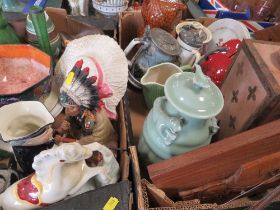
0 101 54 142
206 19 250 53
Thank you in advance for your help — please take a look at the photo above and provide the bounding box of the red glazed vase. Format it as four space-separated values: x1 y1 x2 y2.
141 0 186 33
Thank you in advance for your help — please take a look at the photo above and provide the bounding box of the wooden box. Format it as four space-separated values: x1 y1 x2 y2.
217 39 280 140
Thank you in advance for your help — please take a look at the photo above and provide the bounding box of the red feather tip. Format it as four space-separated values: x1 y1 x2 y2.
82 67 90 75
89 76 97 83
75 59 83 69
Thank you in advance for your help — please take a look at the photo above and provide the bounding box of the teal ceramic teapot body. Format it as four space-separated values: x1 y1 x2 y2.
138 65 224 165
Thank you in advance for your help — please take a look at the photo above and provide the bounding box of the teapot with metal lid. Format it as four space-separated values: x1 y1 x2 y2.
138 64 224 165
124 26 181 89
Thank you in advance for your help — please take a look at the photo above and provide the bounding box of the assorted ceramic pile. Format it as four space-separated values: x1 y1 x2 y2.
122 0 252 165
0 3 128 210
0 0 260 208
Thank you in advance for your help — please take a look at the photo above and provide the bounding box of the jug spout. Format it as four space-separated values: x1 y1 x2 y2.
141 63 183 109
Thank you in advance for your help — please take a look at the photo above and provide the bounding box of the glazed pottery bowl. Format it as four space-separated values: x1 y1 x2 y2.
0 45 52 107
0 101 54 143
92 0 128 16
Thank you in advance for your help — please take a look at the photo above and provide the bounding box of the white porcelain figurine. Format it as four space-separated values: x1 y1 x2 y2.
68 0 89 16
0 142 120 210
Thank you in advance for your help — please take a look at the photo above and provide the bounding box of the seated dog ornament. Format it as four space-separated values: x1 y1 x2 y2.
0 142 119 210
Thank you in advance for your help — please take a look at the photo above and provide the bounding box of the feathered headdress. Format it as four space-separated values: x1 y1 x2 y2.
55 35 128 119
59 60 100 112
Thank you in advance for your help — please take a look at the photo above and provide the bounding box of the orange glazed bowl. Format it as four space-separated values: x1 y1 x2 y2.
0 45 51 107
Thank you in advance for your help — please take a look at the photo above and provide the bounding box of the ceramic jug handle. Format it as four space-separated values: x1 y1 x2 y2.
193 51 201 65
180 64 193 72
124 38 148 67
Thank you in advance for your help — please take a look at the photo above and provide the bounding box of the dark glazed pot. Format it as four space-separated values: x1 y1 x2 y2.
12 140 54 176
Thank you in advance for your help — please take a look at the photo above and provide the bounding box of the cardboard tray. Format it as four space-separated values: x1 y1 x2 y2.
5 8 133 209
119 9 280 210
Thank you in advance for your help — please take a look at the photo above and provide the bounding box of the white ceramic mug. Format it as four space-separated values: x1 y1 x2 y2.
177 36 201 66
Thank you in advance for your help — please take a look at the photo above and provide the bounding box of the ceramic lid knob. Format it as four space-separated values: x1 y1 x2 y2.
164 64 224 119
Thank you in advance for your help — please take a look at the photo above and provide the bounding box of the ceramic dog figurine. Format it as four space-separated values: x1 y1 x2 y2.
68 0 89 16
0 142 120 210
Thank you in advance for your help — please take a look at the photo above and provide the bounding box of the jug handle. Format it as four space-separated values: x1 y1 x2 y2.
180 64 193 72
124 38 149 67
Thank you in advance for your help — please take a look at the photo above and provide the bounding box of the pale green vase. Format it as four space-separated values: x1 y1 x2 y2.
138 65 224 165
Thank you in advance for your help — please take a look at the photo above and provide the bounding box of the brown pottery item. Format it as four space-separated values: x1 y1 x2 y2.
141 0 186 34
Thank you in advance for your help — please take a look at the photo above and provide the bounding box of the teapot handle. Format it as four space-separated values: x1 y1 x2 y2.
124 38 149 68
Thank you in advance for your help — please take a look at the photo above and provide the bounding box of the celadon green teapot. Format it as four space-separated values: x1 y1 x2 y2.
138 64 224 165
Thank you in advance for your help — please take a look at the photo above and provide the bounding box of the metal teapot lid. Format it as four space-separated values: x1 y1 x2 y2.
150 28 181 56
164 64 224 119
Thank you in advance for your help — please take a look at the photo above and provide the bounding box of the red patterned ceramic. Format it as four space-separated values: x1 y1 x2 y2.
201 39 241 87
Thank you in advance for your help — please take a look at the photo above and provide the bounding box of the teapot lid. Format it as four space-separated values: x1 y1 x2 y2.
164 65 224 119
150 28 181 56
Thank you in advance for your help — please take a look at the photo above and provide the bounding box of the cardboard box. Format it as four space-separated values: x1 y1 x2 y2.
8 7 103 43
120 9 280 210
6 8 132 209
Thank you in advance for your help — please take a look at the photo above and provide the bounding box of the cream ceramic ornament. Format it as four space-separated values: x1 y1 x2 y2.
0 142 119 210
68 0 89 16
0 101 54 142
55 35 128 119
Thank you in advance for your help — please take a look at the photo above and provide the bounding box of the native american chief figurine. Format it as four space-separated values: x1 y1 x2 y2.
54 59 117 148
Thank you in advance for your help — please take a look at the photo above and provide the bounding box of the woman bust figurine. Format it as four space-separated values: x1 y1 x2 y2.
53 60 117 149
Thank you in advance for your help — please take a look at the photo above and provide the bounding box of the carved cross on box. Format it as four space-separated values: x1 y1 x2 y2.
229 115 236 130
236 62 244 76
247 86 257 101
231 90 239 103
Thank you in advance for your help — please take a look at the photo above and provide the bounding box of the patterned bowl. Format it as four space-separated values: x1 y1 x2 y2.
92 0 128 16
0 45 52 108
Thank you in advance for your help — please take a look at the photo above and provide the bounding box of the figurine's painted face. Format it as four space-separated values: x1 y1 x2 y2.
65 105 80 117
59 91 76 107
